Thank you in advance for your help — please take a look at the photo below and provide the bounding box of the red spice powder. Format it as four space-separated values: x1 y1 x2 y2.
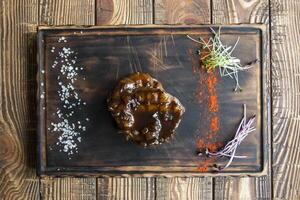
197 157 215 172
197 139 206 150
196 141 223 172
197 139 223 153
210 116 219 132
189 48 221 172
206 72 219 136
206 73 217 94
197 165 209 172
207 142 223 152
207 73 218 112
208 95 218 112
195 63 220 172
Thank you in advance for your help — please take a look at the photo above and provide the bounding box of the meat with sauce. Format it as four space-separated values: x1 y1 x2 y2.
107 72 185 147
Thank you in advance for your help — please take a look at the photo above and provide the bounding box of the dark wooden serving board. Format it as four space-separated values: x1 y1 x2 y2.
37 25 269 176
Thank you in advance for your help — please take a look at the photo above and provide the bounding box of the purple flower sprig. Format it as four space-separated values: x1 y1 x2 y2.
205 104 256 170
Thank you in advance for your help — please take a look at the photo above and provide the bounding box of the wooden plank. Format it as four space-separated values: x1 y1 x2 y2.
41 178 97 200
95 1 155 199
0 0 40 199
212 0 269 24
271 1 300 199
39 0 95 25
156 177 213 200
214 176 271 200
39 0 97 199
96 0 153 25
212 0 272 199
154 0 211 24
98 178 155 200
153 1 213 199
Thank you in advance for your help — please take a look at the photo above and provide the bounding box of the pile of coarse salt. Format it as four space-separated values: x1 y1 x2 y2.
48 36 88 158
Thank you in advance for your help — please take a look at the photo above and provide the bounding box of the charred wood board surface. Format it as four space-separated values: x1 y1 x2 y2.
38 25 269 176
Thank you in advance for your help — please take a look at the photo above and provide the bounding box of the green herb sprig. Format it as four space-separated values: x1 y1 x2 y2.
187 28 256 92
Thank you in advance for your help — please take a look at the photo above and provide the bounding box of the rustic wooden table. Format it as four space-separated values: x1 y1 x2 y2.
0 0 298 199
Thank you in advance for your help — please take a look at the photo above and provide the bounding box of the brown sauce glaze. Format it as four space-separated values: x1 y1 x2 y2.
107 72 185 147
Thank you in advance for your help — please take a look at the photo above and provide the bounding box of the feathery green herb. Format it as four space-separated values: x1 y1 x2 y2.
187 28 256 92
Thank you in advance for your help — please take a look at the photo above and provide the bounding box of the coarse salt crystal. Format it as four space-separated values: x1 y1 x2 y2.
48 43 89 159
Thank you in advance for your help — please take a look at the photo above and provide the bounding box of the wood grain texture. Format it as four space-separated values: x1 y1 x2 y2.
41 178 97 200
152 1 213 199
0 0 39 199
212 0 272 199
154 0 210 24
98 178 155 200
271 1 300 199
39 0 95 25
96 0 153 25
156 177 213 200
212 0 269 24
214 176 271 200
39 0 97 199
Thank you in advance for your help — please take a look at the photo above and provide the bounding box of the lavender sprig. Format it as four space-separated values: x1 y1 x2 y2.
206 104 256 170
